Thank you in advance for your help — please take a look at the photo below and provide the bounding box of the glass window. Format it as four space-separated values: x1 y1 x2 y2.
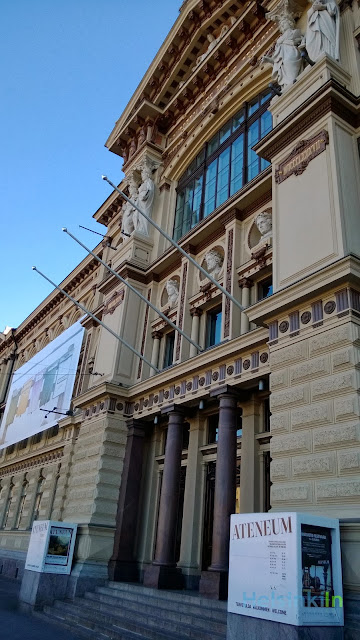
174 90 272 240
259 277 273 300
205 307 222 348
163 332 175 368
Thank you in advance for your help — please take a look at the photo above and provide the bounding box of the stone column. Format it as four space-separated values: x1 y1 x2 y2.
239 278 252 335
240 397 261 514
149 331 162 377
108 419 146 582
143 405 184 589
200 386 238 600
189 308 202 358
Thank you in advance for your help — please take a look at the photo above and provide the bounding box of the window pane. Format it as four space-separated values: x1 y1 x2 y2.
196 149 205 167
208 133 219 156
173 191 185 240
163 332 175 368
232 109 245 132
183 183 194 234
261 110 272 138
261 90 272 105
248 96 259 117
192 176 203 228
206 308 222 348
219 121 231 145
216 147 230 207
204 159 217 217
247 120 260 181
230 134 244 196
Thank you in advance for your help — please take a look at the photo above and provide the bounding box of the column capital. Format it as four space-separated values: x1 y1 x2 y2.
152 330 163 340
161 403 185 417
126 418 147 438
238 277 253 289
210 385 239 400
190 307 203 318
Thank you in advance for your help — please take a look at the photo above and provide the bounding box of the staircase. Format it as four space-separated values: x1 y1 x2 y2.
34 581 228 640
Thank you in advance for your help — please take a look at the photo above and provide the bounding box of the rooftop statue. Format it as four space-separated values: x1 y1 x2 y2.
262 8 303 92
121 176 138 238
304 1 340 63
134 160 155 236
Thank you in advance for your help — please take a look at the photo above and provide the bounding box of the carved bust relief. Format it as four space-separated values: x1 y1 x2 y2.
161 277 180 308
248 210 273 251
200 247 224 282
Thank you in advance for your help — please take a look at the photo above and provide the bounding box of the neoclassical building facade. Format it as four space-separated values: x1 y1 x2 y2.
1 0 360 617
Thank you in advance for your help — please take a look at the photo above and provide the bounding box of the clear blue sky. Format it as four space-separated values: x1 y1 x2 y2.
0 1 179 331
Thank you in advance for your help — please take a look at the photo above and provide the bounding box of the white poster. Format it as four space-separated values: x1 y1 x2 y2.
0 322 84 450
25 520 77 574
228 512 344 627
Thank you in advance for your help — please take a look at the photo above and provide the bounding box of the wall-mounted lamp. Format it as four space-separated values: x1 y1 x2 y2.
199 400 205 411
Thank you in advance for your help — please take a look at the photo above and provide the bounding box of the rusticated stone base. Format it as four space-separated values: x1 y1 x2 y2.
199 570 228 600
108 559 139 583
143 564 183 590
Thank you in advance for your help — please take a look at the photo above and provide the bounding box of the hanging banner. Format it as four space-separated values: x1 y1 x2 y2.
0 322 84 450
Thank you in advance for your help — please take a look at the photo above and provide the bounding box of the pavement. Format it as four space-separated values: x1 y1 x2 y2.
0 576 82 640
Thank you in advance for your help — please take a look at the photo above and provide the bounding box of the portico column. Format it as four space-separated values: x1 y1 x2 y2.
108 419 146 582
143 405 184 589
239 278 252 335
189 308 202 358
149 331 162 377
199 386 238 600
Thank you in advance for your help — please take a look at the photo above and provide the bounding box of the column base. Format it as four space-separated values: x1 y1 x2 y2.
199 570 228 600
143 564 184 590
108 559 139 583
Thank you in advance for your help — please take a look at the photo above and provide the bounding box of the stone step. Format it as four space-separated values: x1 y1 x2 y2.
49 599 225 640
33 610 144 640
105 581 227 613
77 592 227 634
91 586 227 622
42 603 202 640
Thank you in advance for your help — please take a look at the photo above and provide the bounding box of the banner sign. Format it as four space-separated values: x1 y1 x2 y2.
25 520 77 574
228 512 343 627
0 322 84 450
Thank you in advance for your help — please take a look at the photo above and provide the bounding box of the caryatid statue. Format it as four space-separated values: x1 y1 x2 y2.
262 4 303 91
255 211 273 241
304 1 340 63
134 159 155 236
121 175 138 238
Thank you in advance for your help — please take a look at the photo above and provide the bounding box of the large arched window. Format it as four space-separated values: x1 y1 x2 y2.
173 89 272 241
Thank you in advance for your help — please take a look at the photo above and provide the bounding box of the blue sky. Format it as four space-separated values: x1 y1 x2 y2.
0 1 179 331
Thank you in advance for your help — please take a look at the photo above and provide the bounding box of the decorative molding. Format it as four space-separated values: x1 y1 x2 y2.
103 289 125 316
275 131 329 184
224 228 234 338
175 262 188 360
137 289 152 379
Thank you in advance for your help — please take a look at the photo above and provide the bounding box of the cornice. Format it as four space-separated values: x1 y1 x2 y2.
246 255 360 325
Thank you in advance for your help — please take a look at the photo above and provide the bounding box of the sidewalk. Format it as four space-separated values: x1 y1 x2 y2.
0 576 82 640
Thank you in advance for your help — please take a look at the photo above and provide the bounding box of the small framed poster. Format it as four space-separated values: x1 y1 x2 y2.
25 520 77 575
228 512 343 627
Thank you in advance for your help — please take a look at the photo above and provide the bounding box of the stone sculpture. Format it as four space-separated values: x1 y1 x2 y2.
121 176 138 238
134 160 155 236
255 211 273 241
204 249 224 280
166 280 179 307
304 0 340 62
262 9 303 91
193 18 236 69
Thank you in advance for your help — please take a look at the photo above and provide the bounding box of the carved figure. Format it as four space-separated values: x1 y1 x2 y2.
204 249 224 280
134 160 155 236
121 176 138 238
304 0 340 62
255 211 273 241
262 11 302 91
166 279 179 306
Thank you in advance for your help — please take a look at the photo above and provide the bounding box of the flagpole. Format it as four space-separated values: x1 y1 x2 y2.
32 267 160 374
62 228 202 353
